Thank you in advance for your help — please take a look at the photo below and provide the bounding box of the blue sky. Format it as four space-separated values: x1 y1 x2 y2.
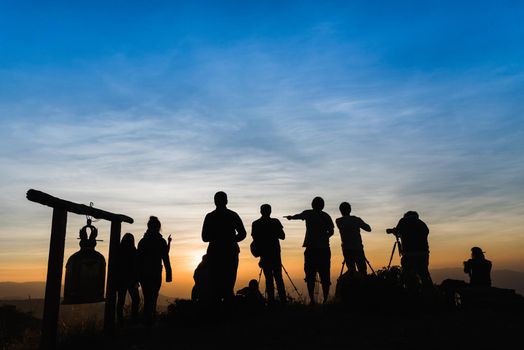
1 1 523 296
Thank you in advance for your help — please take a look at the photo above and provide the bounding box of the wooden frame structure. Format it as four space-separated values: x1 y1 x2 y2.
26 189 134 350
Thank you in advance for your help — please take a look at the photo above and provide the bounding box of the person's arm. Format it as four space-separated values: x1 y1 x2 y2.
463 260 471 275
285 211 306 220
167 234 172 253
235 213 247 242
162 240 172 283
360 218 372 232
202 214 211 243
326 214 335 238
276 219 285 240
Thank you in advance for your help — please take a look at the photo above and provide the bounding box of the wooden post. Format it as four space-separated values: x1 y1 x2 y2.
104 220 122 334
40 208 68 350
26 189 133 343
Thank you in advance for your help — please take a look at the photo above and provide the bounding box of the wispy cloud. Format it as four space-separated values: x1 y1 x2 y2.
1 21 524 294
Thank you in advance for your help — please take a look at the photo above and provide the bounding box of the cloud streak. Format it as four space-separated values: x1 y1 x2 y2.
1 15 524 296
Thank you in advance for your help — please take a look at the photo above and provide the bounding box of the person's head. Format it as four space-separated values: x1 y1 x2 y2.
147 216 161 232
311 196 325 211
339 202 352 216
121 232 135 249
214 191 228 208
403 211 419 219
248 279 259 291
471 247 485 260
260 204 271 217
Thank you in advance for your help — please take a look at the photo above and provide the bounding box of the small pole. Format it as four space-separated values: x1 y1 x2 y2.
339 260 346 279
281 264 304 303
104 220 121 335
40 208 68 350
387 241 397 269
365 257 376 275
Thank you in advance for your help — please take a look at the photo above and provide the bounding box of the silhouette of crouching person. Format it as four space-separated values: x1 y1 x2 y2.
116 233 140 322
137 216 172 325
464 247 492 287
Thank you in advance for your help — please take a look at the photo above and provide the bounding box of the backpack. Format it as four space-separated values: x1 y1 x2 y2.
250 240 260 258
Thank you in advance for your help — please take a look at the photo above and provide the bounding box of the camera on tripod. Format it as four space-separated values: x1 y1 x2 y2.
385 227 402 268
386 227 398 236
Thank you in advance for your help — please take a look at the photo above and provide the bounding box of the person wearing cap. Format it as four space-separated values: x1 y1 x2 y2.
464 247 492 287
286 196 334 304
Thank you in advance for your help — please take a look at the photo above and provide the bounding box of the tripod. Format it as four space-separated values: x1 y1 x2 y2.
258 263 304 303
387 234 403 269
338 256 376 279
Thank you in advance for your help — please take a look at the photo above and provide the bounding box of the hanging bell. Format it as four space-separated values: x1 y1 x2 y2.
63 219 106 304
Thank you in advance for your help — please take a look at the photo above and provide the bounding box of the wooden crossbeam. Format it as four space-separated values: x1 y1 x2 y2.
27 189 133 349
27 189 133 224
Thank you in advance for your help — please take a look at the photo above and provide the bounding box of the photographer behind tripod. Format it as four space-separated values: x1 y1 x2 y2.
387 211 434 293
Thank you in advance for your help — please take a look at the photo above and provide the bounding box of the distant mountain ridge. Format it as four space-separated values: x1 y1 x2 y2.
2 269 523 299
430 268 524 295
0 281 175 306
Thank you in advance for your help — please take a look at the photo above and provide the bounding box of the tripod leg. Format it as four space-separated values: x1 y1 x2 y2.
281 264 304 303
387 242 397 269
258 267 263 284
365 258 376 275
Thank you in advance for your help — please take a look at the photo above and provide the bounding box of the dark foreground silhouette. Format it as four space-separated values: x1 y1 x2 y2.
3 266 524 350
47 294 524 350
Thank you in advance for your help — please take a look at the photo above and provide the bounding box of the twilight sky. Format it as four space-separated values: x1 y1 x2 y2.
1 1 523 298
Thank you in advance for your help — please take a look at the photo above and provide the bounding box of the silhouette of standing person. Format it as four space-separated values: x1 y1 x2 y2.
202 191 247 304
336 202 371 275
394 211 433 292
251 204 287 304
116 233 140 323
136 216 172 325
286 197 334 304
464 247 492 287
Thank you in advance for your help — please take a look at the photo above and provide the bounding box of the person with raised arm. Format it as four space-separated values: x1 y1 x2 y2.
286 197 334 304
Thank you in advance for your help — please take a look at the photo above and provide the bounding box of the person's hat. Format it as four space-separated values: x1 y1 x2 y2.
471 247 485 254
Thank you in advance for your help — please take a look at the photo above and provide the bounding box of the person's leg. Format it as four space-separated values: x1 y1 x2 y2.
401 256 418 293
304 248 316 305
418 254 433 291
262 261 275 303
319 248 331 303
343 248 356 275
273 258 286 303
141 281 153 325
355 250 368 275
225 254 239 303
129 284 140 321
150 278 161 319
116 286 126 322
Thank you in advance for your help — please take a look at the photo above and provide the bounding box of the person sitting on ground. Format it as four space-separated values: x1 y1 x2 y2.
236 279 265 309
463 247 492 287
336 202 372 276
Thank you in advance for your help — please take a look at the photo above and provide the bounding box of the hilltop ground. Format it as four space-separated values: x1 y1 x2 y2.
2 271 524 350
3 299 523 350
